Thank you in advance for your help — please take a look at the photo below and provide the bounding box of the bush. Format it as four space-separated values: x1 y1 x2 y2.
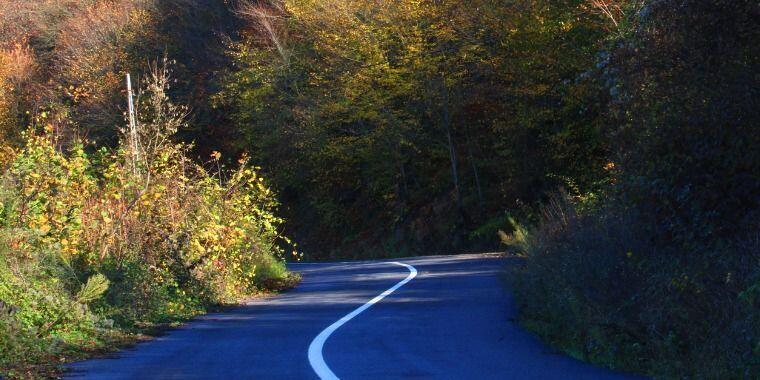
510 195 760 378
511 1 759 377
0 63 293 376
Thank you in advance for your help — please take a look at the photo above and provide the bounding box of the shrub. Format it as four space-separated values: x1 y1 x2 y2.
511 1 759 377
510 195 760 378
0 62 293 376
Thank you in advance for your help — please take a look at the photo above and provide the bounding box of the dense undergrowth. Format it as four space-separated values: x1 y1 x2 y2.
0 66 294 378
508 0 759 377
508 196 759 378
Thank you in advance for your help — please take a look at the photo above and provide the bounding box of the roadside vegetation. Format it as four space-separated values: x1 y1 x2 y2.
503 1 760 378
0 64 295 378
0 1 294 377
1 0 757 378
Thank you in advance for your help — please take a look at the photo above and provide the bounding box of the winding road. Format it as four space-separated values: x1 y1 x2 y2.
67 254 642 379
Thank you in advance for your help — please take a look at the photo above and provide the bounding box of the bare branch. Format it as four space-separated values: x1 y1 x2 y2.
237 0 291 65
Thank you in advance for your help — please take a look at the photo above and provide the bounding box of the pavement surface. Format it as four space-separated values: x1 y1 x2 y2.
66 254 644 379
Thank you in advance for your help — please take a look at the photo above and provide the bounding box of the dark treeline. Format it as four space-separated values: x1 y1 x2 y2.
220 0 757 261
220 0 615 258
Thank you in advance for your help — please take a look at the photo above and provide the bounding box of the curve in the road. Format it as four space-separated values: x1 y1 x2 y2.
307 261 418 380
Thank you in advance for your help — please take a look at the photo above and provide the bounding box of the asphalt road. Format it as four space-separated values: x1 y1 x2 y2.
67 254 643 379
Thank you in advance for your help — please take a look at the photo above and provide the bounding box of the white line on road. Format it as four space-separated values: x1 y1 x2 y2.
307 261 418 380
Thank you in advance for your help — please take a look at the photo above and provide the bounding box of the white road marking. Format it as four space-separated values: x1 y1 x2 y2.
307 261 418 380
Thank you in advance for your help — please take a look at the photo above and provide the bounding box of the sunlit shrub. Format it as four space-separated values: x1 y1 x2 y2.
0 61 292 375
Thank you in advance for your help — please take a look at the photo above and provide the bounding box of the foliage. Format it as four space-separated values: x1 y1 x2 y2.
606 0 760 246
510 0 760 377
0 67 292 377
220 0 614 259
510 196 760 378
0 0 756 378
0 0 240 153
0 41 33 167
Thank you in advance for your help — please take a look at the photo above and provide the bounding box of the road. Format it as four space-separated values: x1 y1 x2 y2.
67 254 643 379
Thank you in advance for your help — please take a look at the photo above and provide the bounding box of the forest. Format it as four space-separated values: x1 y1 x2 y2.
0 0 758 378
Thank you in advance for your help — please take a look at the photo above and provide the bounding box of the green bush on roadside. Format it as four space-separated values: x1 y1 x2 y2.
0 64 294 377
509 1 759 377
509 197 759 378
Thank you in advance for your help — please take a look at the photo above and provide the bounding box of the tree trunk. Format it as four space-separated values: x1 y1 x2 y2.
465 127 484 209
441 88 462 210
398 159 409 202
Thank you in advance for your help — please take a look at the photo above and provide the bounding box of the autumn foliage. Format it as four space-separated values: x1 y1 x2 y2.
0 0 757 378
225 0 759 377
1 72 292 377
